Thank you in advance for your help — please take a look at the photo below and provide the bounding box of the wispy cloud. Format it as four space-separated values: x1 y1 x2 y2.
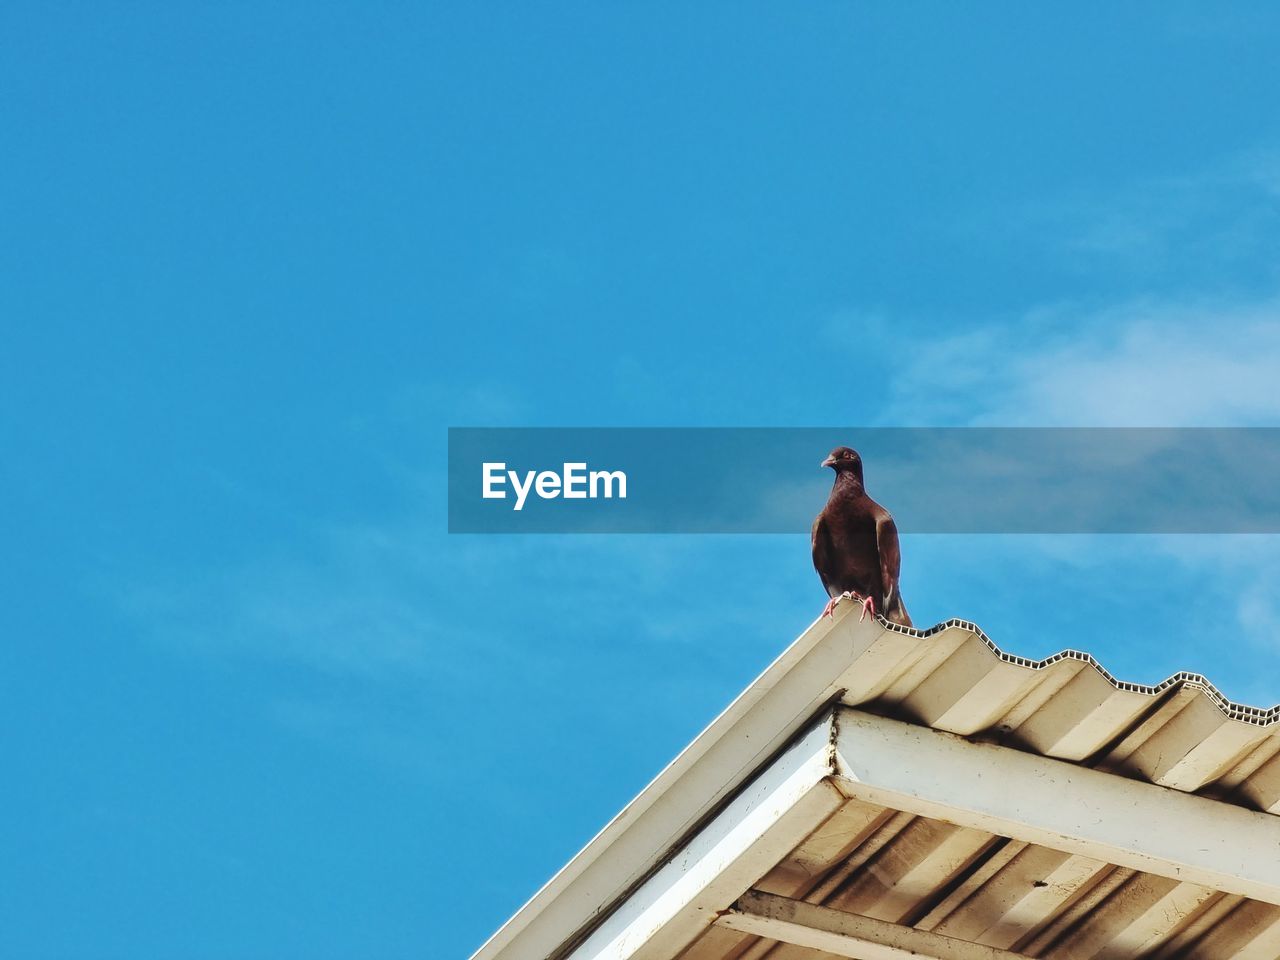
114 524 447 680
109 511 826 780
877 297 1280 427
114 515 814 684
1065 160 1280 272
1016 147 1280 290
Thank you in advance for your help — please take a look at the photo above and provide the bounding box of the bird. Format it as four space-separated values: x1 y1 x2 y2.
811 446 912 626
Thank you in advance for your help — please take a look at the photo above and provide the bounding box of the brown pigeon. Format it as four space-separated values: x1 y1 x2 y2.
811 446 912 626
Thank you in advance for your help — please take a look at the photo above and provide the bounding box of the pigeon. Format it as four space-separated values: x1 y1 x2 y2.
811 446 912 626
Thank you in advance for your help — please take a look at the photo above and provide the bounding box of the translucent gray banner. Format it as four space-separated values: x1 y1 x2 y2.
447 428 1280 533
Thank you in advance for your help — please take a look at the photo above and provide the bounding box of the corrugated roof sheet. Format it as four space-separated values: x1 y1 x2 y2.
472 607 1280 960
882 616 1279 724
840 617 1280 809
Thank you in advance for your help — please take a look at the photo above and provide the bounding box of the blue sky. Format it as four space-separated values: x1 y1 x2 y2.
6 4 1280 957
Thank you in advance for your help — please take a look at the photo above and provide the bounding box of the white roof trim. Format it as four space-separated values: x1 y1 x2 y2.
470 610 861 960
831 709 1280 905
566 716 843 960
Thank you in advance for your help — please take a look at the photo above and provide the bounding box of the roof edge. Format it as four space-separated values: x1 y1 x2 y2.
885 615 1279 724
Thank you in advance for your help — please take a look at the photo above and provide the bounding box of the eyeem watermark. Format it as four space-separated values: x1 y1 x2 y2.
450 427 1280 532
482 461 628 511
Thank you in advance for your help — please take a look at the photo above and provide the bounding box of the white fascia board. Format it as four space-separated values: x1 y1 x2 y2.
718 890 1036 960
468 609 877 960
832 709 1280 906
566 717 844 960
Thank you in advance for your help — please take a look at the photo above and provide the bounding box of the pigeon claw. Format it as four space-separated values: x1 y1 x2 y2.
822 591 871 620
858 594 876 622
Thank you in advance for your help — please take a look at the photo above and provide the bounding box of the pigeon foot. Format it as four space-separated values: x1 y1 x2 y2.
823 591 871 619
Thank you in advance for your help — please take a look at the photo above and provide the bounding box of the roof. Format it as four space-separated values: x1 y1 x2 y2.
470 604 1280 960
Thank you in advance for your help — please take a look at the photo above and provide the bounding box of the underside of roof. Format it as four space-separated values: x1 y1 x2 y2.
471 605 1280 960
687 797 1280 960
677 713 1280 960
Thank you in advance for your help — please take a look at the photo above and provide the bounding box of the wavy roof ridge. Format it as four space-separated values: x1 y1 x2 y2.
882 614 1278 724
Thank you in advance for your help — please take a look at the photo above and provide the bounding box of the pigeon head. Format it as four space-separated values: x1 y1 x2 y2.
821 446 863 478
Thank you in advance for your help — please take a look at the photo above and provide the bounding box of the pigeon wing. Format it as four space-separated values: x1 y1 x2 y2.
811 513 837 598
875 508 911 626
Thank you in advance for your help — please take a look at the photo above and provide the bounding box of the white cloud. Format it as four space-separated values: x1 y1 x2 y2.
882 298 1280 427
114 517 814 684
1033 148 1280 283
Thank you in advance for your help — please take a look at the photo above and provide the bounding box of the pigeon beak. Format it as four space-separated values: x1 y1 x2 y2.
821 456 836 468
